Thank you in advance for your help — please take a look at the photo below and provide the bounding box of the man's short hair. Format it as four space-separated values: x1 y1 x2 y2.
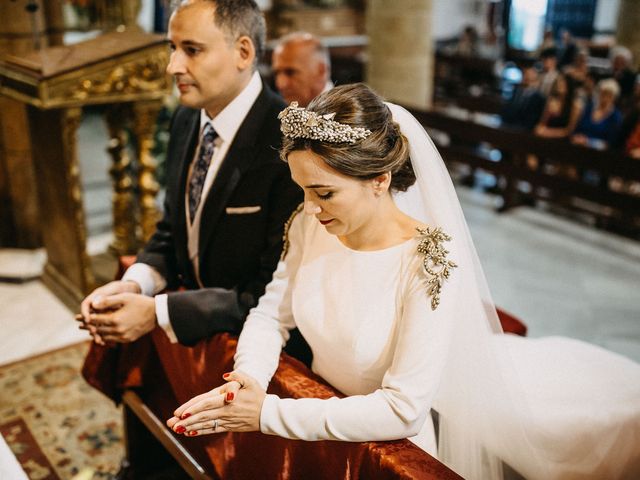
610 45 632 65
176 0 266 66
540 47 558 60
277 31 331 73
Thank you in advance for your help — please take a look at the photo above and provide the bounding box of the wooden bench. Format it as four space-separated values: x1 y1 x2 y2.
408 108 640 236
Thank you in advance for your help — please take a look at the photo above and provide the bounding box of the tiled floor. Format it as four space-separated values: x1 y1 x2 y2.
0 234 113 366
1 186 639 367
459 188 640 362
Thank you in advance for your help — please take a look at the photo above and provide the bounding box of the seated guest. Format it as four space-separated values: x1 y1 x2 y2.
563 47 589 87
622 105 640 159
614 80 640 154
534 28 555 59
534 73 583 139
533 74 584 176
557 28 577 69
609 45 636 110
538 47 559 98
272 32 333 107
454 25 479 57
610 92 640 194
572 78 622 149
623 111 640 194
166 83 640 480
501 64 545 130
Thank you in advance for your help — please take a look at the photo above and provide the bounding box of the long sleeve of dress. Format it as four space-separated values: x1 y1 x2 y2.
236 213 458 443
233 211 304 390
259 273 455 442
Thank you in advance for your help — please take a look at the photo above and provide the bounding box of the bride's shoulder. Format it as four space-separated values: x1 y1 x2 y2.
408 223 458 311
280 203 322 261
280 203 305 261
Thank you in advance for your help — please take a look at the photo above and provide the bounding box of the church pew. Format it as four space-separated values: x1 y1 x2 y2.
409 108 640 234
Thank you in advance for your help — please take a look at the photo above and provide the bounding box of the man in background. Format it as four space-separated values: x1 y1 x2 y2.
272 32 333 107
538 47 559 98
501 63 545 131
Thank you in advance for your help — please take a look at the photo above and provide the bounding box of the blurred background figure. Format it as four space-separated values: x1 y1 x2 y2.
563 47 589 87
272 31 333 107
610 82 640 195
501 63 545 131
533 73 584 176
535 73 584 140
572 78 622 150
455 25 480 57
608 46 637 111
535 28 555 58
538 46 559 97
557 28 578 69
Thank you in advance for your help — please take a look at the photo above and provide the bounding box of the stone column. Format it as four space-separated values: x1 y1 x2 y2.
616 0 640 68
365 0 434 110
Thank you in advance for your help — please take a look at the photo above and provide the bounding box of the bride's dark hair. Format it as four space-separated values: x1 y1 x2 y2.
280 83 416 192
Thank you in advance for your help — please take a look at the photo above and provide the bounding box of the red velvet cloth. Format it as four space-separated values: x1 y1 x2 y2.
83 255 526 478
496 308 527 336
82 330 462 479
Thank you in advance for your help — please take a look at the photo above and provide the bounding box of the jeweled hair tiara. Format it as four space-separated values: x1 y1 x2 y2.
278 102 372 144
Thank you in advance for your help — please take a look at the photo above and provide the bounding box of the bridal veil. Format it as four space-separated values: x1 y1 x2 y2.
388 102 640 480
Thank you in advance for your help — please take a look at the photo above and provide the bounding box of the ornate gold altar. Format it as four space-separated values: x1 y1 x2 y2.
0 30 171 308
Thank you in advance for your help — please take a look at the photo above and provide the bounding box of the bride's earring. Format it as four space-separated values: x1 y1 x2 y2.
373 181 383 197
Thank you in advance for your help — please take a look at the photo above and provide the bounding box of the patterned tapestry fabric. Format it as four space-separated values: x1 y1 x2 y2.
188 124 218 223
0 342 123 479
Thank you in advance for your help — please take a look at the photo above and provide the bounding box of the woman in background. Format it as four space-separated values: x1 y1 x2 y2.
572 78 622 149
533 73 584 176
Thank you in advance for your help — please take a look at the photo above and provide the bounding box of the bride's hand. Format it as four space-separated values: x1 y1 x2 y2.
166 371 265 436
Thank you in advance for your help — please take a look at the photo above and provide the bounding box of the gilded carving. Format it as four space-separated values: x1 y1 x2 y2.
105 104 138 255
55 50 170 103
132 100 163 242
280 202 304 261
416 226 457 310
61 107 96 292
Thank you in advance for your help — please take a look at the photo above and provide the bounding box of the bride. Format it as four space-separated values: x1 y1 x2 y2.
166 83 640 479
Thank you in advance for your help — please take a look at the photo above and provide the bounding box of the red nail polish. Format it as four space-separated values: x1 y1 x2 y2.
226 392 234 402
175 425 186 434
222 372 230 379
189 430 198 436
181 413 191 420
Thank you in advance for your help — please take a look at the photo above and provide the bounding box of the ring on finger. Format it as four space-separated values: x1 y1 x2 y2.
213 419 218 431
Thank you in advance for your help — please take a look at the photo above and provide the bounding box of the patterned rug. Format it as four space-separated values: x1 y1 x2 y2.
0 342 123 479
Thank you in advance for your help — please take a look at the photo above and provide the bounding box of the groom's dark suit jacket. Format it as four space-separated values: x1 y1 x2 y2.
137 84 308 360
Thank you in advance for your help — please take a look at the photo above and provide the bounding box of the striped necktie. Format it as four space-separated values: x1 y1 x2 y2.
188 123 217 222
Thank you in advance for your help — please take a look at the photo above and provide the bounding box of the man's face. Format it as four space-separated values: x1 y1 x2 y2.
612 55 627 73
167 2 250 117
273 42 327 107
522 67 538 87
542 56 557 72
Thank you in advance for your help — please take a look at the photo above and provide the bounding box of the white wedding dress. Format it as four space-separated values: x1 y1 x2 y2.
234 211 640 480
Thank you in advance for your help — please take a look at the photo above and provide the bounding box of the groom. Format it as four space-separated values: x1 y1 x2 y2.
78 0 309 362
